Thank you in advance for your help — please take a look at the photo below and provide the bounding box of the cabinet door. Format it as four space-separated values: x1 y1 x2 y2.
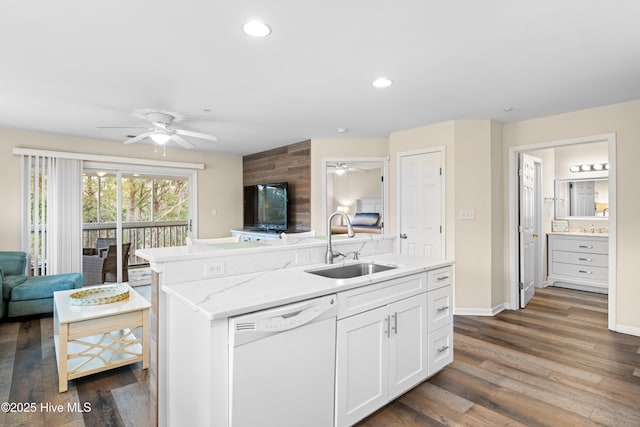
388 294 428 399
335 305 389 427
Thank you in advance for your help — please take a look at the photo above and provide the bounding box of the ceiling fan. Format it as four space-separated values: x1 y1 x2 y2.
327 162 366 176
100 112 218 150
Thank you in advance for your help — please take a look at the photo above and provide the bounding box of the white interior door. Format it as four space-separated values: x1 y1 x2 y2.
399 151 443 257
519 153 536 307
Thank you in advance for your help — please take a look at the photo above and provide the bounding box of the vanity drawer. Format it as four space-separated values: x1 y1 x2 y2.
550 262 608 281
552 250 608 268
551 237 608 254
427 266 453 291
427 286 453 333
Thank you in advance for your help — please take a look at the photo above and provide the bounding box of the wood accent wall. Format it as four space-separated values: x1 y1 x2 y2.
243 140 311 230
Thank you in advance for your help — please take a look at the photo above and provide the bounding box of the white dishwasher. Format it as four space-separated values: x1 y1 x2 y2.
229 294 338 427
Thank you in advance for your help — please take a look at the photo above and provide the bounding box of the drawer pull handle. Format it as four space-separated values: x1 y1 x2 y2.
578 270 593 275
436 306 449 313
391 312 398 335
384 315 391 338
578 245 594 249
437 345 450 353
578 257 593 262
436 275 449 281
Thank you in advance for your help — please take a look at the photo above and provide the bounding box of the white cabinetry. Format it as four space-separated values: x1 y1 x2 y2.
547 234 608 294
335 267 454 427
426 266 453 375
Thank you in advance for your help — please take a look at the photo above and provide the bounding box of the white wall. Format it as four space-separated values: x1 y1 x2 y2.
0 128 243 251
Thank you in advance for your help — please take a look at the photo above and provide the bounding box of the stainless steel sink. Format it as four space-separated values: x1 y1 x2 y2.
306 262 397 279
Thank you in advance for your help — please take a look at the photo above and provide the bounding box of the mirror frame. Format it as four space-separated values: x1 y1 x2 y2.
554 177 609 220
321 157 389 235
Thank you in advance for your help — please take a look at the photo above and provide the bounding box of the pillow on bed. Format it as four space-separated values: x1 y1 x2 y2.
351 212 380 226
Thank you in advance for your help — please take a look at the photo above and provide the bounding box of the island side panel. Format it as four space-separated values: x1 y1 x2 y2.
150 271 159 426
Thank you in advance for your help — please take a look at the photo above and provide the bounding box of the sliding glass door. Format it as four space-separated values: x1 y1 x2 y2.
82 164 196 284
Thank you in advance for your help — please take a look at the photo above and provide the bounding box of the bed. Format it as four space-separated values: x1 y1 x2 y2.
331 199 383 234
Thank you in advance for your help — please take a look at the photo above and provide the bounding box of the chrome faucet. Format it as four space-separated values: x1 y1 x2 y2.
326 211 355 264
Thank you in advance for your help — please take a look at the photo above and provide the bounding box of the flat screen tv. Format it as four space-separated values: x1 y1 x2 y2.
243 182 288 231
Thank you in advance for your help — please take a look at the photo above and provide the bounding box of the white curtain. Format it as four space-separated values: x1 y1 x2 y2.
22 156 83 275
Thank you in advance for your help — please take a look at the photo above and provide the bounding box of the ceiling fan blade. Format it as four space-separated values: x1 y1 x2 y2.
175 129 218 141
97 126 149 129
123 132 151 144
170 134 194 149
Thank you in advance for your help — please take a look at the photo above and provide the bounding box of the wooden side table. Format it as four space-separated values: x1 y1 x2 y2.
53 283 150 393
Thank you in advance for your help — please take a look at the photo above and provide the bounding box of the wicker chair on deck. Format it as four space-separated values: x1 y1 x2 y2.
82 243 130 286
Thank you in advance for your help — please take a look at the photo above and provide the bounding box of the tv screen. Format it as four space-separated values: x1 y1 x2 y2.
243 182 288 231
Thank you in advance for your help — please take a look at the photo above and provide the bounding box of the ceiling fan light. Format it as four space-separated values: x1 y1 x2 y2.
150 130 171 145
372 77 393 88
243 20 271 37
335 167 347 176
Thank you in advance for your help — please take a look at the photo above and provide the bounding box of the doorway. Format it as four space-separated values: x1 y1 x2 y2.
508 133 617 330
322 158 388 235
82 162 197 284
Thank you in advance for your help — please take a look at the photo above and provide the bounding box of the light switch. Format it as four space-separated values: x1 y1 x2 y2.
459 208 475 220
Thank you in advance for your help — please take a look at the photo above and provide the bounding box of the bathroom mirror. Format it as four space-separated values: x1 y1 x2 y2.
322 158 388 234
555 177 608 219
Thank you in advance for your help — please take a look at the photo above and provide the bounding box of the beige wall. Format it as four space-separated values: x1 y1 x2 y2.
310 138 388 233
0 128 243 251
388 120 504 313
503 99 640 332
388 121 456 258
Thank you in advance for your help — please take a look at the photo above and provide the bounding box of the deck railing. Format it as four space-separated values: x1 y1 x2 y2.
82 220 189 267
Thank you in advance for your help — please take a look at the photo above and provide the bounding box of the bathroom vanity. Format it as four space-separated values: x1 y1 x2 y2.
547 232 608 294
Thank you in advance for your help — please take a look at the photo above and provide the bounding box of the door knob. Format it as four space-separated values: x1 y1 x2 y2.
399 233 408 239
533 233 539 238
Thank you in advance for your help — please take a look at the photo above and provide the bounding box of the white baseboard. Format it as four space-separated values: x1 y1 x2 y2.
615 324 640 337
454 303 507 317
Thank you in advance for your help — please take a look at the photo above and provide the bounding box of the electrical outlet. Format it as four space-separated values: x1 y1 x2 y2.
204 261 225 277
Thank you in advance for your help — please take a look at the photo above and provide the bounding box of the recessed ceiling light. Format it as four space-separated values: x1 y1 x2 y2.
243 20 271 37
337 128 349 134
372 77 393 88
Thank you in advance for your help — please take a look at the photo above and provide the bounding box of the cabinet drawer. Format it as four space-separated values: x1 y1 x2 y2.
551 237 608 254
552 250 608 268
550 262 608 281
337 273 426 319
427 324 453 376
427 286 452 333
427 266 453 291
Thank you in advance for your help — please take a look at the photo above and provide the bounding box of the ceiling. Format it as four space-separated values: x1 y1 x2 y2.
2 1 639 156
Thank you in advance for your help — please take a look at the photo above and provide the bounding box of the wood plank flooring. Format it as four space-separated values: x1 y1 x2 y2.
358 287 640 427
1 286 638 426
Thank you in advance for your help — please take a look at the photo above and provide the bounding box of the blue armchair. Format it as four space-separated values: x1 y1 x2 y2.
0 251 83 318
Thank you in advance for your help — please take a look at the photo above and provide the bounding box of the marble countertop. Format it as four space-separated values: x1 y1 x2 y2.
162 253 453 320
136 234 394 264
547 231 609 237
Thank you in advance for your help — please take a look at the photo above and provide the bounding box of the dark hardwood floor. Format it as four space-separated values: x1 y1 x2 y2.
359 287 640 426
1 286 638 426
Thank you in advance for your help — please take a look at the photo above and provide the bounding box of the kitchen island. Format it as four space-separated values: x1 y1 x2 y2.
136 234 454 426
